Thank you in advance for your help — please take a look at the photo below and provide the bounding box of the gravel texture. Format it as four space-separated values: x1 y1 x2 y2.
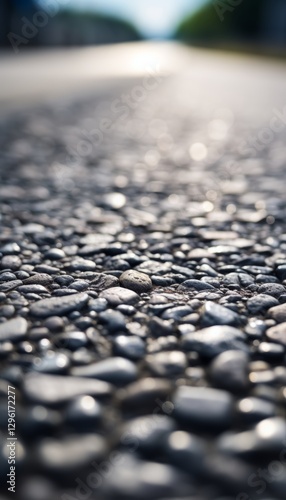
0 72 286 500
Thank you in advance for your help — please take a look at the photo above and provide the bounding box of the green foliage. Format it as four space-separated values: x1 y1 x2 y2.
176 0 264 43
56 8 142 41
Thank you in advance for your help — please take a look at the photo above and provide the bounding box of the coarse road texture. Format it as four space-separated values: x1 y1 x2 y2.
0 42 286 500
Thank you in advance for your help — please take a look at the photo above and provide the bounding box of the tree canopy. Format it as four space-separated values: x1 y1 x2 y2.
176 0 264 44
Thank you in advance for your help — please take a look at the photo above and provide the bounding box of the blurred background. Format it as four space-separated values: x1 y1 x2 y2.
0 0 286 52
1 4 286 500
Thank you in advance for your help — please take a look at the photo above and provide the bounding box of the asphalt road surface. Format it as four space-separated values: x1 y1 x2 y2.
0 42 286 500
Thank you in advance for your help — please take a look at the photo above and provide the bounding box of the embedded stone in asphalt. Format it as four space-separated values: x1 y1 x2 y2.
23 373 112 405
266 322 286 346
200 301 242 327
0 316 27 342
217 417 286 459
209 350 250 393
121 414 176 454
99 286 139 306
165 430 206 475
71 357 138 385
30 293 89 318
119 269 152 294
247 294 279 314
268 303 286 323
178 279 216 291
181 325 248 358
173 386 234 431
23 273 53 286
119 377 172 413
37 434 107 475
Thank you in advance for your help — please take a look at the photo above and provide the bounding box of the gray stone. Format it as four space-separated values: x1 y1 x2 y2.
245 319 266 338
17 284 48 294
121 415 175 453
258 283 285 298
266 322 286 346
32 352 70 374
1 304 15 318
23 273 53 286
119 377 172 412
65 396 102 430
34 264 59 274
43 316 64 332
30 292 89 317
0 242 20 255
135 260 172 275
99 309 126 332
104 454 189 499
276 264 286 282
236 397 277 424
145 351 187 377
23 373 112 405
173 385 234 430
181 325 248 358
148 317 175 337
0 272 16 281
113 335 146 360
99 286 139 306
68 279 89 291
54 331 88 350
209 350 250 392
119 270 152 293
0 280 22 292
0 317 27 342
217 417 286 459
0 255 21 270
71 357 138 385
223 272 254 287
178 279 216 291
268 303 286 323
69 259 96 271
44 248 65 260
200 301 242 327
91 273 119 291
88 297 108 312
162 305 193 321
165 430 206 475
37 434 106 475
247 294 279 314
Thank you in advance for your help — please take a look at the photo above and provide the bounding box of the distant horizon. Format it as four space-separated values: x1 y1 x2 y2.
40 0 208 38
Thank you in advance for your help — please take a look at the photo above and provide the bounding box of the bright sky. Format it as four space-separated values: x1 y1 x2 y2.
58 0 207 38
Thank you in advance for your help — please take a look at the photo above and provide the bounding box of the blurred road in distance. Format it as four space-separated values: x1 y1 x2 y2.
1 42 286 125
